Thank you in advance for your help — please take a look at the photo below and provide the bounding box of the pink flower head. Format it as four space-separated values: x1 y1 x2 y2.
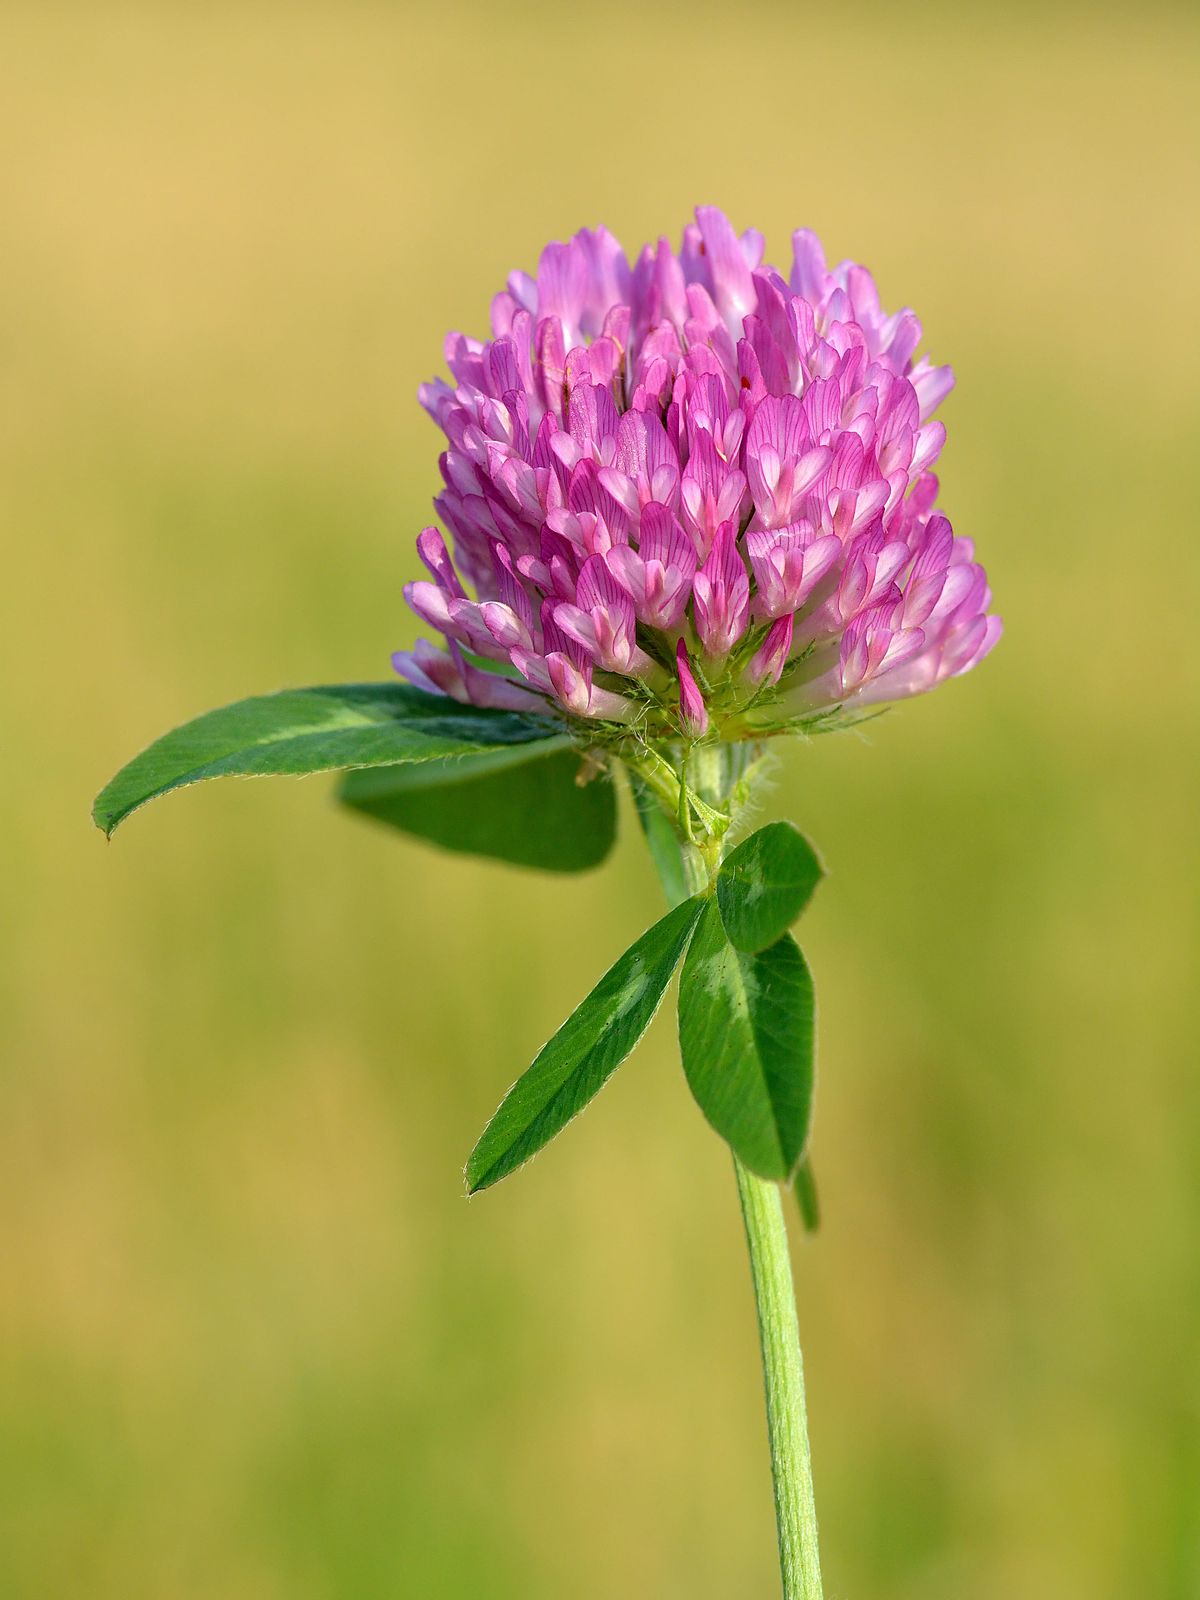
399 208 1000 741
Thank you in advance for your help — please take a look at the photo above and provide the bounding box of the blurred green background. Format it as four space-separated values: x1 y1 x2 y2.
2 3 1197 1596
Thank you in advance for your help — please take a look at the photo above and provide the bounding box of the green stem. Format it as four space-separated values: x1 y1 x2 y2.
732 1157 824 1600
671 831 824 1600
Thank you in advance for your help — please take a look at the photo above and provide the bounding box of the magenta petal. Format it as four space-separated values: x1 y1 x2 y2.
693 522 751 657
415 527 465 597
675 640 709 737
400 210 997 720
695 205 756 327
747 615 794 688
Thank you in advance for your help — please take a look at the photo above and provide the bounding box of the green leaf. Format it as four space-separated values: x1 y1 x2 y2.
466 896 705 1194
716 821 824 953
677 899 816 1181
93 683 559 837
792 1154 820 1233
339 743 616 872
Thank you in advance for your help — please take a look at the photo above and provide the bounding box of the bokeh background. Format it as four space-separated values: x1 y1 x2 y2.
2 3 1198 1596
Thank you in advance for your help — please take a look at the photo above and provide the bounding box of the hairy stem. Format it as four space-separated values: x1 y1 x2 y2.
668 823 824 1600
732 1155 824 1599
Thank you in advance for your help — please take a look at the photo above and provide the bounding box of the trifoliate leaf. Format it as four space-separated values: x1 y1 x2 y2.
466 896 705 1193
716 821 824 953
93 683 558 836
678 899 816 1180
339 743 615 872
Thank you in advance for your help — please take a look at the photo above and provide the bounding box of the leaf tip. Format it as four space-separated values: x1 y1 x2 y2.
792 1156 821 1233
91 795 119 839
463 1152 493 1197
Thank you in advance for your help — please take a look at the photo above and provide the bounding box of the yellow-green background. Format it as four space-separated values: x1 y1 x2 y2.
2 4 1197 1596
